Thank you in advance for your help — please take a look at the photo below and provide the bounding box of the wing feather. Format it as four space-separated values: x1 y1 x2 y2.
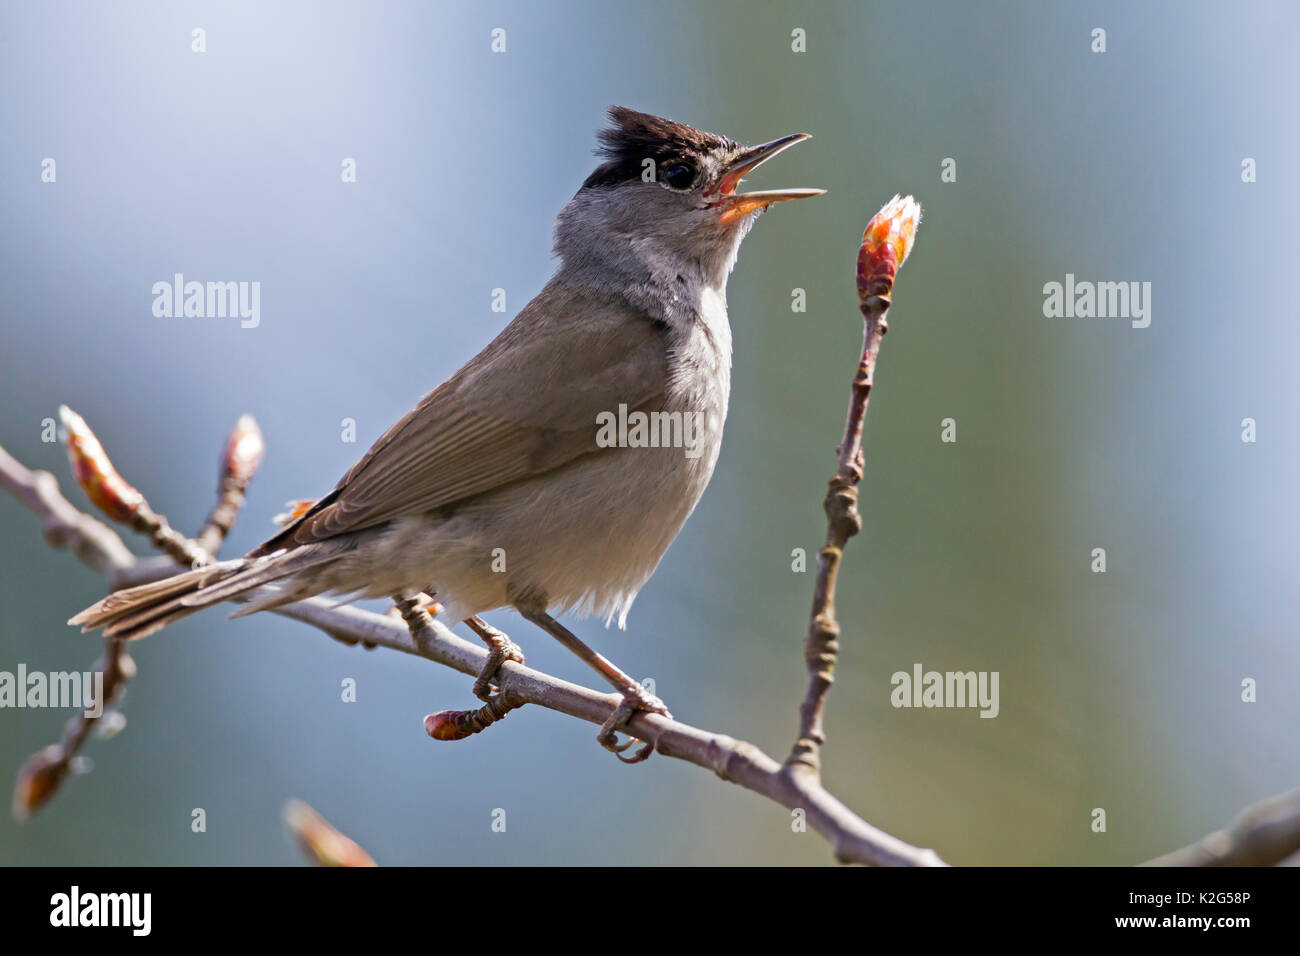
252 286 668 554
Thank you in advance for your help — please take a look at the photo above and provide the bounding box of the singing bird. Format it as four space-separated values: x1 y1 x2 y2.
73 107 824 758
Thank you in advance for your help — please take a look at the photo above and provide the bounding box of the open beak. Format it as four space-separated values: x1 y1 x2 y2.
708 133 825 222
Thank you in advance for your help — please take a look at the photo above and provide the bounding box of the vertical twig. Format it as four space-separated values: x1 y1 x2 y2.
787 196 921 776
196 415 265 557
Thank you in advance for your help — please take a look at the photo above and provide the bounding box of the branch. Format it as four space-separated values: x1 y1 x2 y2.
3 196 951 863
1143 787 1300 867
0 444 135 579
9 632 135 822
6 410 264 820
788 197 921 774
0 441 945 866
7 193 1295 868
1 444 140 819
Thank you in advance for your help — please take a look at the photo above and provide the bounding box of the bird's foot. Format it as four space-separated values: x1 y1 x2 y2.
388 591 441 619
465 615 525 701
516 607 671 764
390 601 526 742
597 683 671 764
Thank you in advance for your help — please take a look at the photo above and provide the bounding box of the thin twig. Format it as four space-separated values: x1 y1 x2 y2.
7 410 265 819
10 637 135 821
787 196 921 775
196 415 265 556
0 445 142 819
59 405 207 568
0 444 135 577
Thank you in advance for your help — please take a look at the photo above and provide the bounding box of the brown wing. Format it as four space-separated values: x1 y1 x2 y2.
251 285 668 554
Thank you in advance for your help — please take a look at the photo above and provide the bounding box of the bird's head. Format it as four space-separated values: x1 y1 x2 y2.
555 107 824 289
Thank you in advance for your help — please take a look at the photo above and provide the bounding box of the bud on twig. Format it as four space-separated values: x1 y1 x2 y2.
856 194 921 311
787 194 921 777
59 405 209 567
424 692 523 741
221 414 265 487
283 798 377 867
12 745 67 820
58 405 143 523
12 639 137 820
196 415 265 555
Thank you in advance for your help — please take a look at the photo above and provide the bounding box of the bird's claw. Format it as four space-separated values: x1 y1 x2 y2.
466 616 525 701
597 686 671 764
472 637 525 701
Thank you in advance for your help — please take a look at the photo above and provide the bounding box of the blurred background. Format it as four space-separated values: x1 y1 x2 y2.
1 0 1297 866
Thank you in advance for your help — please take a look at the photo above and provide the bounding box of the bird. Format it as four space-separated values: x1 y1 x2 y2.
71 106 824 758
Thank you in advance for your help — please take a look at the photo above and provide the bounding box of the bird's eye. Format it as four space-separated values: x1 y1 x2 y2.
661 161 697 190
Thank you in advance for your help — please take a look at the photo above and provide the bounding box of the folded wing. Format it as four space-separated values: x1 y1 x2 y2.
252 286 668 554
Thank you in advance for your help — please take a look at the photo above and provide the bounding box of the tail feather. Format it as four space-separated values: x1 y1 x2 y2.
69 545 347 641
69 560 245 631
174 547 336 607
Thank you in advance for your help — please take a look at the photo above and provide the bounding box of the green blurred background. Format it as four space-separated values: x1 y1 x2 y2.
2 0 1297 865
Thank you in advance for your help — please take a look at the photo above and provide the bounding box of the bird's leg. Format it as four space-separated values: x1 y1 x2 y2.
392 592 440 647
387 590 440 618
391 595 523 701
519 608 669 764
464 615 525 701
392 595 524 741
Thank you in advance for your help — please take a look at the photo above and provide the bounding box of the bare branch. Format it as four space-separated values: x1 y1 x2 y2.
788 196 921 774
0 444 135 577
0 440 945 866
6 409 263 819
1143 787 1300 867
6 193 1290 867
11 636 135 821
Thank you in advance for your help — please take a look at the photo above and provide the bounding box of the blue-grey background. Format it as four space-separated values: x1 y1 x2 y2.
1 1 1296 865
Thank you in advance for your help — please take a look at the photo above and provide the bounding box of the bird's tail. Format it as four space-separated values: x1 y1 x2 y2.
69 545 345 641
